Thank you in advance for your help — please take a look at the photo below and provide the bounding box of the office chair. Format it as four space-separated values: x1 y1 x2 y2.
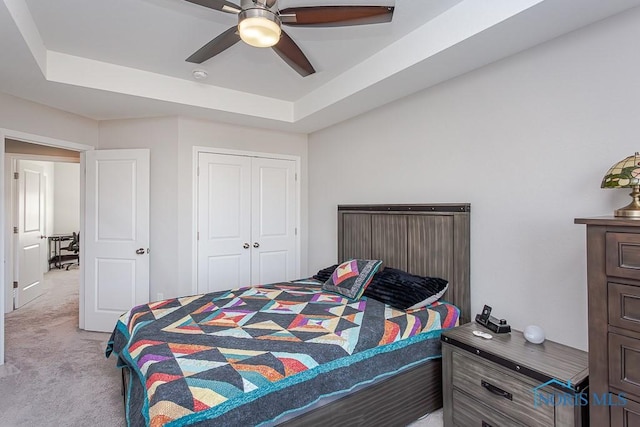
63 231 80 270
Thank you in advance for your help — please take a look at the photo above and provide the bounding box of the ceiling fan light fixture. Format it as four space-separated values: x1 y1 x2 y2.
238 8 281 48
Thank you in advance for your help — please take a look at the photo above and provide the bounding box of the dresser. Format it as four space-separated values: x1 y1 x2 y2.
442 322 588 426
576 217 640 426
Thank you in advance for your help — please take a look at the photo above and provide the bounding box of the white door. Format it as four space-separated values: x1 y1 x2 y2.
251 157 297 284
15 160 46 308
84 149 150 332
197 153 252 293
197 153 298 293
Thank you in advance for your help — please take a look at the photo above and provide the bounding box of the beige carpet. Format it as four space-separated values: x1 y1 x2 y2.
0 268 124 426
0 269 445 426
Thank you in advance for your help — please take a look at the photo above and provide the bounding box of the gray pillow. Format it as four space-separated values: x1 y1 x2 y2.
321 259 383 300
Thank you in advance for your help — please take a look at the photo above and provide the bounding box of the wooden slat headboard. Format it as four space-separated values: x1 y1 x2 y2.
337 204 471 324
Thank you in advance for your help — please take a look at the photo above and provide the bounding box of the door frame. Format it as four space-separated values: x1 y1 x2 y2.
0 128 94 365
6 155 81 314
192 146 301 295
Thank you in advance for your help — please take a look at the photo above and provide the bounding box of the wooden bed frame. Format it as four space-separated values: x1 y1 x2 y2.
121 204 470 426
282 204 471 426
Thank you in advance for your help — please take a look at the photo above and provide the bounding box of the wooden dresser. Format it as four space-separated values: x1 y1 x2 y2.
441 322 588 426
576 217 640 426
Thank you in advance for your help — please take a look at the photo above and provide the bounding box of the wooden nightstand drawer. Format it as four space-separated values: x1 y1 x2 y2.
452 389 523 427
609 282 640 333
609 333 640 397
442 322 588 427
610 394 640 426
607 233 640 280
452 351 554 426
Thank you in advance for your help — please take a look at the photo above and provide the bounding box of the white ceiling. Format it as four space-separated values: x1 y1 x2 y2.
2 0 640 133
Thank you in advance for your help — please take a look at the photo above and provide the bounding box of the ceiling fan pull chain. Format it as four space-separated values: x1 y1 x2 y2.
248 0 275 8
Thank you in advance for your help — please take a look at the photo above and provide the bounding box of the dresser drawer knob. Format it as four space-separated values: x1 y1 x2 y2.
481 380 513 401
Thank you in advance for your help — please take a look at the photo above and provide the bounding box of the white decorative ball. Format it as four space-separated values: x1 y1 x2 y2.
523 325 545 344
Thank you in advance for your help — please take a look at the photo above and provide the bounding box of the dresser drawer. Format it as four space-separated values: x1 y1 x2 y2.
609 282 640 333
452 389 524 427
607 232 640 280
452 351 554 426
609 332 640 397
610 394 640 426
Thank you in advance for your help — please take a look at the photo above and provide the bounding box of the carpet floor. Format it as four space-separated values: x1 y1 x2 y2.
0 269 444 427
0 268 124 427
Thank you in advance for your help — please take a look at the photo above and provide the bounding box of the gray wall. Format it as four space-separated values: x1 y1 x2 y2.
0 92 98 361
0 100 308 310
5 8 640 351
98 116 308 301
0 92 98 145
307 8 640 350
98 117 180 302
176 117 309 298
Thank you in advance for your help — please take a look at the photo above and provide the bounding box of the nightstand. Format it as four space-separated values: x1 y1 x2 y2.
441 322 589 427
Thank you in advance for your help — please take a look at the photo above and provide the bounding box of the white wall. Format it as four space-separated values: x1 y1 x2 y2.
53 162 79 235
307 8 640 351
98 116 308 301
41 161 55 272
43 162 54 249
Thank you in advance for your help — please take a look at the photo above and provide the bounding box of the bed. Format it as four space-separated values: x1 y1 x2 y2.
107 203 471 426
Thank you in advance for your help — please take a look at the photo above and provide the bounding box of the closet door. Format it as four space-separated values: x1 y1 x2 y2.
251 157 297 284
198 153 252 293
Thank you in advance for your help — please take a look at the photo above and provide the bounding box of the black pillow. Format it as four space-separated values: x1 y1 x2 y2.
313 264 339 282
364 267 448 310
313 265 448 310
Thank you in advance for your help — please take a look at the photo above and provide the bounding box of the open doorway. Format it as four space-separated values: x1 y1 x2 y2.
4 140 80 318
0 132 92 366
1 129 149 366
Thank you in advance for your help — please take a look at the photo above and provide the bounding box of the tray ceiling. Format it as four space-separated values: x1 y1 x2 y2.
1 0 640 132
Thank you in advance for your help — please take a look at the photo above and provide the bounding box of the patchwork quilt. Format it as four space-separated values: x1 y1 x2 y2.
106 280 459 427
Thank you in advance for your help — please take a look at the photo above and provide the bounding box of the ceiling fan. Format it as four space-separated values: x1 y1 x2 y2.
184 0 395 77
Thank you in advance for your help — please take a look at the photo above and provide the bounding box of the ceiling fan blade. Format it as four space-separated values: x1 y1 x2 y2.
272 31 315 77
183 0 241 14
186 26 241 63
279 6 394 27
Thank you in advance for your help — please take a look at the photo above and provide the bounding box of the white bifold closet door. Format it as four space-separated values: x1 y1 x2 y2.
197 152 297 294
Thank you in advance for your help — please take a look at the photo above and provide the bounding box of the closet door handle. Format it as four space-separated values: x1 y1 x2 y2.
243 243 250 249
136 248 145 255
253 242 260 248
